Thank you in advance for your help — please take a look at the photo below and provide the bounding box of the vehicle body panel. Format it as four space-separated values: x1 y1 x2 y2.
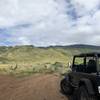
66 53 100 98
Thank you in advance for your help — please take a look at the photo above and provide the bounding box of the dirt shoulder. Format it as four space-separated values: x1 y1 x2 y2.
0 74 68 100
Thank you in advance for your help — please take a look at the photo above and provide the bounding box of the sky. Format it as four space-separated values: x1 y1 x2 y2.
0 0 100 46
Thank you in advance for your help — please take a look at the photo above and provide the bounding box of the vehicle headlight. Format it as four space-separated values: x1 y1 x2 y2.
98 86 100 93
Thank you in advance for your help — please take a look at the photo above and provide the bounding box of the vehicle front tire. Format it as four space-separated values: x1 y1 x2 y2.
74 86 96 100
60 78 73 95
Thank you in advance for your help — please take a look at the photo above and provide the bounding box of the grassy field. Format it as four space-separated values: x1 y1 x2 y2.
0 62 70 77
0 44 100 77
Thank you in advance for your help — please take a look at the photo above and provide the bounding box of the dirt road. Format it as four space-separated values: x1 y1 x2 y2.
0 74 68 100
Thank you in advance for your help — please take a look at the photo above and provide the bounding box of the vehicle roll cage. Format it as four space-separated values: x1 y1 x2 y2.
72 53 100 74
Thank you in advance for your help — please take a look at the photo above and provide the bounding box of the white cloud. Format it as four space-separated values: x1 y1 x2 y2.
0 0 100 46
18 37 31 45
73 0 99 16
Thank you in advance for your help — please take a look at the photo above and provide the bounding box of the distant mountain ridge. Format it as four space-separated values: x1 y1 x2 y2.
65 44 100 49
0 44 100 48
47 44 100 49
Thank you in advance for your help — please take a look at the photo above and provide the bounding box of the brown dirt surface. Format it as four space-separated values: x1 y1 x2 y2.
0 74 68 100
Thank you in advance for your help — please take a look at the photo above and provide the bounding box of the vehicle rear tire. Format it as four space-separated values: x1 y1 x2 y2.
74 86 96 100
60 78 73 95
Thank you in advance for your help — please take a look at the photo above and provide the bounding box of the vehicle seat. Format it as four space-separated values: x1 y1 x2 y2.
87 59 96 73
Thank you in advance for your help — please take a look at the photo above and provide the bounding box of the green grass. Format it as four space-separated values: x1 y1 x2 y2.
0 62 69 77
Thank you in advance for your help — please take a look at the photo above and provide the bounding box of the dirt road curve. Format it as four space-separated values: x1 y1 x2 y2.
0 74 68 100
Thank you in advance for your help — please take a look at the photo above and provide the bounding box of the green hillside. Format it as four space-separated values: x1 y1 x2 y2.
0 44 100 76
0 44 100 64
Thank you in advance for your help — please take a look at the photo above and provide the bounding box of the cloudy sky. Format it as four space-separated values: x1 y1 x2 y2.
0 0 100 46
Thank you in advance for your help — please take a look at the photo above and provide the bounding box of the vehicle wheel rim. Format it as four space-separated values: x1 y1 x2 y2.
62 82 69 92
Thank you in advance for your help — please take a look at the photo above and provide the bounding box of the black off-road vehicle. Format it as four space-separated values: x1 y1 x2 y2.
60 53 100 100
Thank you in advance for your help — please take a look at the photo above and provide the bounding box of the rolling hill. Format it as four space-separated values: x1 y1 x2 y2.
0 44 100 64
